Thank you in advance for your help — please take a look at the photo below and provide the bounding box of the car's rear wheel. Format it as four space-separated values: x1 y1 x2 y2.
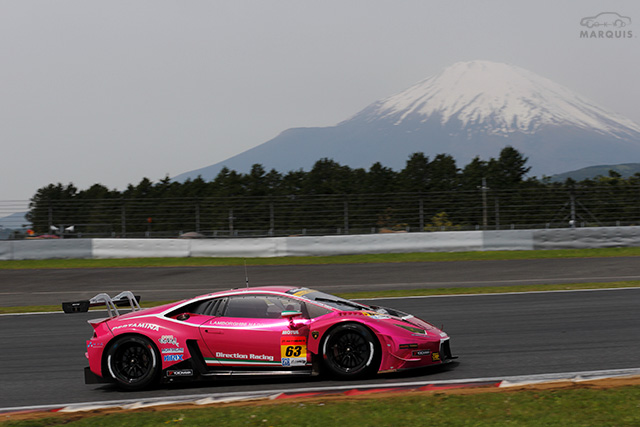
106 335 160 390
322 323 380 378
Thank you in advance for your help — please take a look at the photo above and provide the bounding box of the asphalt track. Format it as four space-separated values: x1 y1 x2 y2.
2 256 640 307
1 287 639 409
1 258 639 410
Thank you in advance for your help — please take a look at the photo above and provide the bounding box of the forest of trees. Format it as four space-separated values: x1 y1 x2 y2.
25 147 640 237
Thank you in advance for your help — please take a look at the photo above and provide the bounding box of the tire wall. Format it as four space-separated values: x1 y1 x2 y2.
1 226 640 260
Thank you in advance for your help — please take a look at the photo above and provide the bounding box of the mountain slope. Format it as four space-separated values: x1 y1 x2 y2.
551 163 640 182
174 60 640 181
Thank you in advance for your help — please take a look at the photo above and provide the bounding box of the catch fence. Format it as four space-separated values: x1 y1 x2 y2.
9 185 640 238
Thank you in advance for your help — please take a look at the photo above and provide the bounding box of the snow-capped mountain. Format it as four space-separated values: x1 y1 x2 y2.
354 61 640 138
174 60 640 181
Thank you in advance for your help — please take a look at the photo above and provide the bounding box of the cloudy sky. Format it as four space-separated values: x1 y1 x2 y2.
1 0 639 203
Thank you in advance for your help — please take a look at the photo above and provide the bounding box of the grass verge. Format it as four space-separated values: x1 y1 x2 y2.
4 384 640 426
1 247 640 270
2 281 639 315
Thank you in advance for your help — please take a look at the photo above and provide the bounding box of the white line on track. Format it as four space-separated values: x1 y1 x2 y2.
2 287 640 316
354 286 640 301
357 275 640 288
1 367 639 414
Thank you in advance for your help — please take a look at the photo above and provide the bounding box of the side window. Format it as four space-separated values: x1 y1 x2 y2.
305 302 332 318
167 297 226 317
223 295 307 319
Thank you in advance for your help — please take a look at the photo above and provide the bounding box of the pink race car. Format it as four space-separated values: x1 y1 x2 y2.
63 286 456 390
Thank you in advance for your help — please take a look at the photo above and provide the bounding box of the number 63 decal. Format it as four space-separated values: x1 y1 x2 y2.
281 336 307 359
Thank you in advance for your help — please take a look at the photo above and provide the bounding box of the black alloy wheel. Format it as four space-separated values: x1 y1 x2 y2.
106 335 160 390
322 323 379 378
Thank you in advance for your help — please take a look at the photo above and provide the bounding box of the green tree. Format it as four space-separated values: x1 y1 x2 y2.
488 146 531 188
429 154 458 191
366 162 397 193
27 183 78 233
399 152 430 192
303 158 353 195
459 156 488 191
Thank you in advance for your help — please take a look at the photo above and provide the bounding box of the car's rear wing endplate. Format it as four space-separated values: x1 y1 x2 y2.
62 291 141 317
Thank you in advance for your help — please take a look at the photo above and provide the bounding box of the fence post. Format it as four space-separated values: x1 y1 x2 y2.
121 201 126 237
481 178 488 230
269 202 274 236
48 202 53 232
343 199 349 235
195 201 200 233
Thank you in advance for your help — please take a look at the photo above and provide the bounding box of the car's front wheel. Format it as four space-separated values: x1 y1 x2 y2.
106 335 160 390
322 323 380 378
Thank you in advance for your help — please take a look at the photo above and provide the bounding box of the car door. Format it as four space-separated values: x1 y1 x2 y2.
199 294 310 369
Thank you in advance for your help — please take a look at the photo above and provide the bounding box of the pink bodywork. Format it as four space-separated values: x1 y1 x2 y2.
86 286 451 379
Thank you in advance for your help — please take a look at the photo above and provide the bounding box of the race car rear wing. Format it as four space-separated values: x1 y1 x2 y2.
62 291 141 317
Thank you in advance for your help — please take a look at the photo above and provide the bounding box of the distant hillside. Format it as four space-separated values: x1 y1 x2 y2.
174 60 640 182
0 212 29 230
551 163 640 182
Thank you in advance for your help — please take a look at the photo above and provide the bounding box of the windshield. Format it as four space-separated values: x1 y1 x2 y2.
286 288 369 311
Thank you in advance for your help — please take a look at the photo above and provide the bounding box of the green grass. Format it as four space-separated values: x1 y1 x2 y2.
5 385 640 426
3 281 639 315
2 247 640 270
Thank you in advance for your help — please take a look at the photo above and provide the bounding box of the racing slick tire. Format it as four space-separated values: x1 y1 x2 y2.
105 335 160 390
321 323 380 379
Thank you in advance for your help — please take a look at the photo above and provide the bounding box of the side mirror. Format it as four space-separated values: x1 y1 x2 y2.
281 310 302 327
281 310 302 319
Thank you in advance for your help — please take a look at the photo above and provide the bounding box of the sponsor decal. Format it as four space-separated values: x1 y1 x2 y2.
399 343 418 349
87 342 104 349
111 323 159 332
312 331 319 340
209 320 262 327
162 347 184 354
282 357 307 367
363 311 391 320
281 335 307 364
167 369 193 377
413 349 431 357
282 330 300 335
292 289 314 297
215 352 275 362
159 335 179 346
431 352 441 362
164 354 184 362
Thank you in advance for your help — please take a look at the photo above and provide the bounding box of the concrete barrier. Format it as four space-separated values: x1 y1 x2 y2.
483 230 534 251
2 227 640 260
533 226 640 250
284 231 483 256
0 241 13 261
8 239 92 260
190 237 287 258
93 239 190 259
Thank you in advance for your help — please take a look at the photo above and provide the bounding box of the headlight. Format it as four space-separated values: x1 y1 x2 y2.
394 323 427 335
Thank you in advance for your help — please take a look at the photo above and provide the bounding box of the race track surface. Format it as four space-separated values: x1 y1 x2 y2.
2 288 639 409
2 256 640 307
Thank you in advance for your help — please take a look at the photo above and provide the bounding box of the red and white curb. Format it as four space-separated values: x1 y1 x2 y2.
2 368 639 415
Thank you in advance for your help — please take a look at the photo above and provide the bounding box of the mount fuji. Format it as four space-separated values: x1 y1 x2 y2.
174 60 640 181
